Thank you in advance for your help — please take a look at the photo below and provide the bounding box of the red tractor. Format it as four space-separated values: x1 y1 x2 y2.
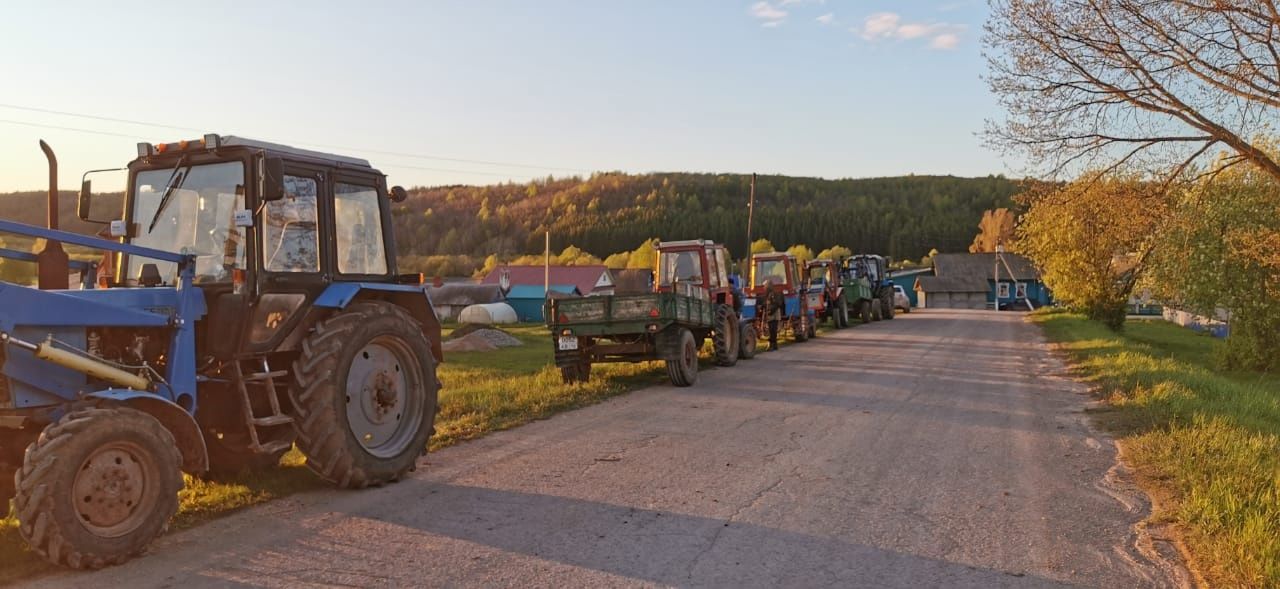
742 251 815 343
653 239 755 359
805 259 850 328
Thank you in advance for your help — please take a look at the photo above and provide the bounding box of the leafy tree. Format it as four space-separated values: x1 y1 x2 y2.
1148 160 1280 370
816 245 852 261
626 239 658 270
969 208 1016 253
1017 173 1169 329
750 238 776 254
603 252 630 269
786 244 815 265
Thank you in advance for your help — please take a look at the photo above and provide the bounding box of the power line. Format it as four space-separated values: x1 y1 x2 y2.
0 103 594 174
0 119 150 140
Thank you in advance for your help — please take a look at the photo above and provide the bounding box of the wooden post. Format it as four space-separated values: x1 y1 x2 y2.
745 173 756 260
544 230 550 298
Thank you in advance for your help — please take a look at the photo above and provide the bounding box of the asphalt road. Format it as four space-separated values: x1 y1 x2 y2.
32 309 1187 588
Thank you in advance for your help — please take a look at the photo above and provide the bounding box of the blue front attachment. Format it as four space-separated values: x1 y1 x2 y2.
0 221 206 416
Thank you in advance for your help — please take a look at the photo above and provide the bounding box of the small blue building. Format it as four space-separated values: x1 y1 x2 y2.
916 253 1052 310
505 284 580 322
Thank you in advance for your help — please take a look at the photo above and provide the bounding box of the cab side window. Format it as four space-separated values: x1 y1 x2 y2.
334 183 388 275
263 175 320 273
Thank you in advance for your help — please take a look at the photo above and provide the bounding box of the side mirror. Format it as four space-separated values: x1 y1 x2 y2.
261 157 285 202
389 185 408 203
77 179 93 221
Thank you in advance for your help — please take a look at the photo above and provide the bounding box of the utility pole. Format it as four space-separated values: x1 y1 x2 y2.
544 230 550 297
745 173 757 260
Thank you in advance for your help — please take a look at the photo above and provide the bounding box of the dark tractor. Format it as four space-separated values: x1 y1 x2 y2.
846 254 896 321
0 135 443 568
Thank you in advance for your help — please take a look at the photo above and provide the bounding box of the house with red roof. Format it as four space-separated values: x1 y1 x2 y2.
480 265 615 296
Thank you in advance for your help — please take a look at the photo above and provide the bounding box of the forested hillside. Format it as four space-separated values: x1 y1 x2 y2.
393 173 1020 268
2 173 1020 276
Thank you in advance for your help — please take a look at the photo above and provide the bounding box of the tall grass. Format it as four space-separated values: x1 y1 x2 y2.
1034 312 1280 587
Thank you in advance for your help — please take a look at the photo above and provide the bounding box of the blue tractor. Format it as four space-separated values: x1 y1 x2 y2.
0 136 443 568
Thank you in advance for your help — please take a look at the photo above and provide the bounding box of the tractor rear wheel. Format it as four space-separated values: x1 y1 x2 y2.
712 305 740 367
14 407 183 569
665 328 699 387
291 302 438 489
738 323 758 359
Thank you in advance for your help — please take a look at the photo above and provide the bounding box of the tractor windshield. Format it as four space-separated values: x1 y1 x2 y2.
128 161 247 285
808 264 828 286
753 259 789 287
658 250 703 286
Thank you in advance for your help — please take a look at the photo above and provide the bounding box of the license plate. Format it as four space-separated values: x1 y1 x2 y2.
558 336 579 351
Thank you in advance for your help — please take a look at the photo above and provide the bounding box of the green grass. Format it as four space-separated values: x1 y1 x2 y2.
0 323 684 583
1033 312 1280 588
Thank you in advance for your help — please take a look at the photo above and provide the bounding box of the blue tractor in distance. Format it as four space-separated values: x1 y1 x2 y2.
0 136 443 569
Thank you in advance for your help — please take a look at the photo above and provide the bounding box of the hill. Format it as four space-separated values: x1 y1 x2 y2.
392 172 1020 263
1 173 1021 276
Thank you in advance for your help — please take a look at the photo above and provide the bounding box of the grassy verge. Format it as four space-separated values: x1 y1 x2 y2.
1033 311 1279 587
0 324 679 583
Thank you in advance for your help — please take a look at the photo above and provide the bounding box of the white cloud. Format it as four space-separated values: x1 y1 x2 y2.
815 12 836 25
929 33 961 50
857 11 964 49
748 2 788 26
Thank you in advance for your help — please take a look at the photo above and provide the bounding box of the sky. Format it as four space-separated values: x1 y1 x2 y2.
0 0 1006 193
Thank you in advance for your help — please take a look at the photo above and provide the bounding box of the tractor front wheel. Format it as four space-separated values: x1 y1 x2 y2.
738 323 758 359
883 293 896 320
859 300 872 323
14 407 183 569
665 328 699 387
794 317 808 342
871 300 883 321
291 302 438 489
712 305 740 367
836 298 850 328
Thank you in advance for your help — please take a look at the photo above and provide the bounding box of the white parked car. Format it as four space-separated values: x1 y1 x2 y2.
893 285 912 313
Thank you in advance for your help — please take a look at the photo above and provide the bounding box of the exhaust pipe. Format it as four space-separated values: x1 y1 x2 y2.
36 140 70 290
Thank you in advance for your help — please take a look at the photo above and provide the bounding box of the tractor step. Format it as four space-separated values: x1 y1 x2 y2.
256 440 294 456
243 370 289 382
250 414 294 428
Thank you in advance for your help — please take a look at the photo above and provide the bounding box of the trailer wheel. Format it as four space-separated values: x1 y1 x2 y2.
665 328 699 387
738 323 758 359
13 407 183 569
291 302 438 489
712 305 740 367
560 361 591 384
859 300 872 324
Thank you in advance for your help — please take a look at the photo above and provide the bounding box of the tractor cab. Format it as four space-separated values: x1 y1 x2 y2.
746 252 803 297
77 134 437 360
654 239 738 309
804 259 840 316
845 254 888 286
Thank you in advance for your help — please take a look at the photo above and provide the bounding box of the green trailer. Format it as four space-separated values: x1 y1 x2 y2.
545 239 748 387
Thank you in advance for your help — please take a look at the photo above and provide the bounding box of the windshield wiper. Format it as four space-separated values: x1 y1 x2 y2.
148 155 190 233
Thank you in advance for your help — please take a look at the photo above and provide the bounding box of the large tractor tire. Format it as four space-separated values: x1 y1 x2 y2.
291 302 438 489
859 300 872 324
712 305 740 367
836 298 850 329
883 293 896 320
14 407 183 569
665 328 699 387
738 322 758 359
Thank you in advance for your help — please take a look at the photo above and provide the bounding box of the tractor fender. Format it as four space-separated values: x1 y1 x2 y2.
84 390 209 473
314 283 443 362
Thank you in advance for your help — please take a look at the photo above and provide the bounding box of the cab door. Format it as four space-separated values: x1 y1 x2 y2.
245 163 332 353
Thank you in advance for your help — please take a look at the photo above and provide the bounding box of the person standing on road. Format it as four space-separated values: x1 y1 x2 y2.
758 279 784 351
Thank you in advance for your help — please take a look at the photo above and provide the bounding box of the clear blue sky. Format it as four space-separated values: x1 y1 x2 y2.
0 0 1007 192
